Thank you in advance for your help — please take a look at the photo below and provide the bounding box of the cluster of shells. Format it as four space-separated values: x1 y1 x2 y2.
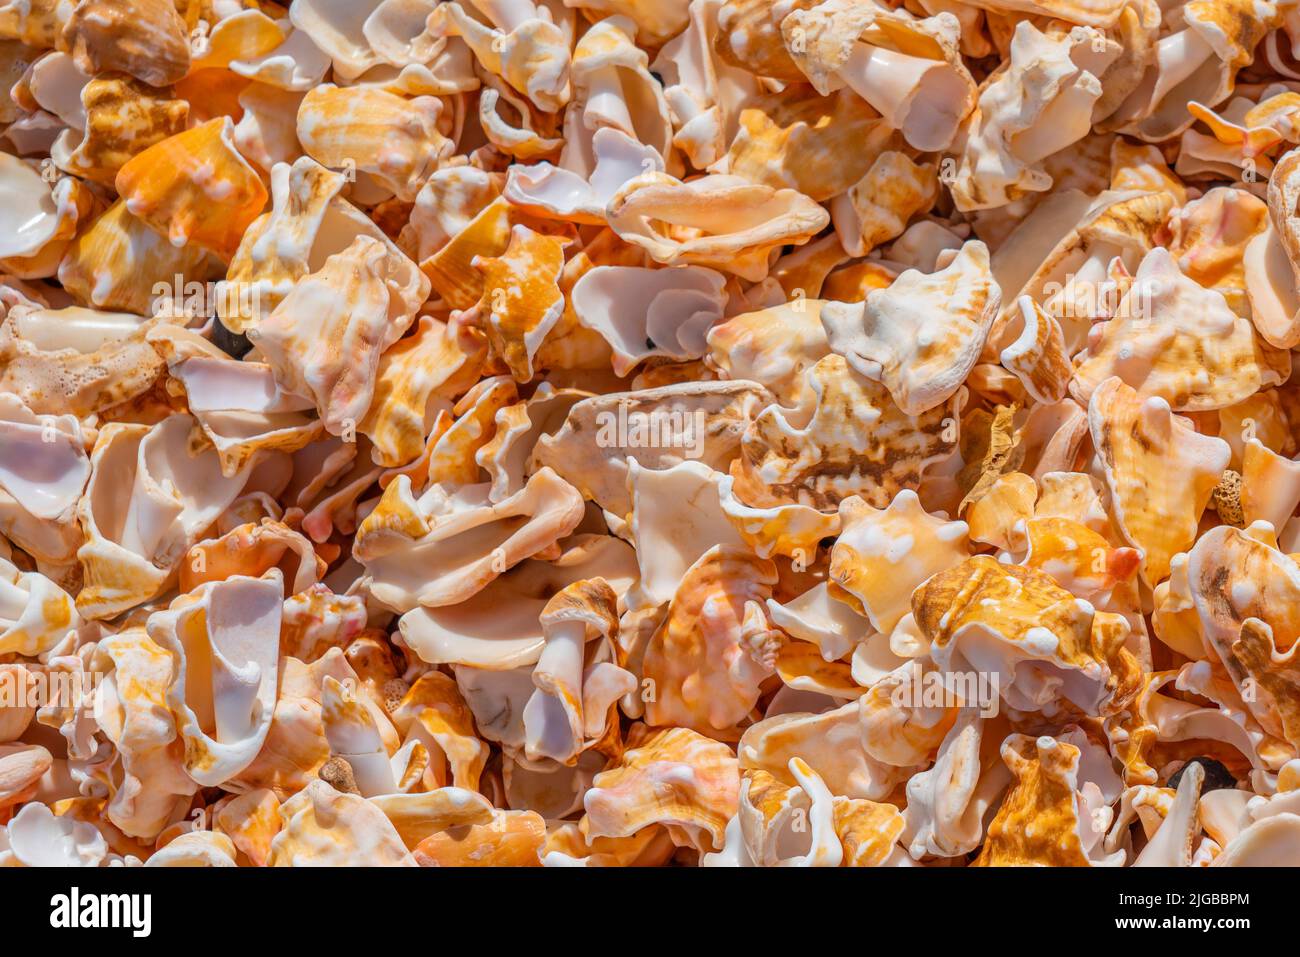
7 0 1300 868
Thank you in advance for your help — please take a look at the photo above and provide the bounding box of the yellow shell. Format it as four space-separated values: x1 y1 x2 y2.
973 734 1094 867
359 316 484 469
1088 376 1232 586
58 199 219 314
724 86 893 203
297 84 451 202
912 555 1142 715
830 490 969 634
472 224 567 382
63 74 189 187
116 117 269 260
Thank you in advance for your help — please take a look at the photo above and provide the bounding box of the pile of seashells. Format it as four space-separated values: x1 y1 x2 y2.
6 0 1300 868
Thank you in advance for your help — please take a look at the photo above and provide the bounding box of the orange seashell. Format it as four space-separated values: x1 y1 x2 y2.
116 117 269 260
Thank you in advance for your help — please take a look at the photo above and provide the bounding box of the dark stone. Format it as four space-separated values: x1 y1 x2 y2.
1166 757 1237 793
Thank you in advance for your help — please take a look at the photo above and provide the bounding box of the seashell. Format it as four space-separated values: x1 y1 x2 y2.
359 466 584 613
1073 247 1286 413
651 0 760 169
162 345 322 477
76 415 254 619
1108 0 1281 143
0 0 70 49
822 241 999 415
724 86 893 204
3 801 106 866
420 196 570 311
228 19 333 92
1240 438 1300 531
115 117 268 261
830 490 968 636
232 82 305 173
903 709 1012 859
950 22 1121 212
563 15 673 176
831 151 938 259
0 304 164 417
833 791 907 866
414 376 519 490
396 534 634 670
606 173 828 282
534 379 771 515
1246 146 1300 348
146 830 239 867
251 235 429 435
61 0 191 87
0 155 92 278
739 699 910 802
297 84 452 202
583 725 739 853
359 315 483 468
189 9 287 73
288 0 444 81
566 0 690 48
0 551 78 656
475 382 589 501
470 223 567 382
90 629 198 839
428 0 570 113
1088 376 1232 586
218 156 424 333
58 200 219 315
997 296 1071 405
58 74 190 188
912 555 1141 715
369 787 495 849
0 392 88 523
780 3 976 153
412 808 546 866
973 733 1124 866
1182 525 1300 750
391 672 489 791
571 264 725 377
714 0 820 81
732 354 962 511
948 0 1127 28
228 649 357 797
642 545 777 732
504 126 661 225
267 779 415 866
521 578 629 764
706 300 830 408
478 80 565 162
145 573 283 786
991 188 1171 351
320 676 420 797
213 788 283 866
180 520 324 596
738 759 845 867
1166 187 1267 315
719 473 840 562
5 0 1300 872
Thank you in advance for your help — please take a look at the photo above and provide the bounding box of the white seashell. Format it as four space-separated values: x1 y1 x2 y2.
570 264 726 375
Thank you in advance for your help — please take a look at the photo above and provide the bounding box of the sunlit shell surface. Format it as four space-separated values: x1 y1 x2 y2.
5 0 1300 876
